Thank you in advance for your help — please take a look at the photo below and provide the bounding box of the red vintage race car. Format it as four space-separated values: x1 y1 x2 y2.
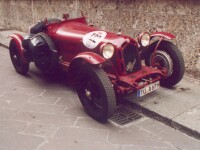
9 14 185 122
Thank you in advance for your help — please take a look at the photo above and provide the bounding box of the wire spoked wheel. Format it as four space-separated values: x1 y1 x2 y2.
9 40 29 75
76 65 116 122
145 40 185 87
150 50 173 77
81 77 104 112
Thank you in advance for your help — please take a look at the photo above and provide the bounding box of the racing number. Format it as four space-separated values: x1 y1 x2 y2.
83 31 107 49
88 33 103 43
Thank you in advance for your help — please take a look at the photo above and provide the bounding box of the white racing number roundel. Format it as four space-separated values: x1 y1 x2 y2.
83 31 107 49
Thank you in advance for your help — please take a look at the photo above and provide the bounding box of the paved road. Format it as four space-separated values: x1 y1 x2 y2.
0 46 200 150
1 28 200 138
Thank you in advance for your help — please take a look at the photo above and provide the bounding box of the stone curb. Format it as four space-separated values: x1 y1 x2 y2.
128 101 200 141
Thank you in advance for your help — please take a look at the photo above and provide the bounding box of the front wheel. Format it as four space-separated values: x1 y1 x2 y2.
145 40 185 88
9 40 29 75
76 65 116 122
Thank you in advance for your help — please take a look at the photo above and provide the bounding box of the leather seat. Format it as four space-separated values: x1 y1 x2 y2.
29 18 61 34
29 21 45 34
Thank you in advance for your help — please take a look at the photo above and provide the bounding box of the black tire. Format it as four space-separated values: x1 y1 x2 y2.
9 40 29 75
76 65 116 122
145 40 185 87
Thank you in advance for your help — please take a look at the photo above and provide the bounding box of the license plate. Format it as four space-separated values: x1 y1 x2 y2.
137 81 160 97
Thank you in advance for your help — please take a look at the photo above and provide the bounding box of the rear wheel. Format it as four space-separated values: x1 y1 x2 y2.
76 65 116 122
9 40 29 75
145 41 185 87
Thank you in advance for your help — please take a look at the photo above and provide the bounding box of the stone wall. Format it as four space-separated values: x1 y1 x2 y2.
0 0 200 79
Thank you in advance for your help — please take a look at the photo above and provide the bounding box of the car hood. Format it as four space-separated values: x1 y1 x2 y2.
55 22 137 49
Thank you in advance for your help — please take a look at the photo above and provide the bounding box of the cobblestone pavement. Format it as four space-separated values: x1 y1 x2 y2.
1 45 200 150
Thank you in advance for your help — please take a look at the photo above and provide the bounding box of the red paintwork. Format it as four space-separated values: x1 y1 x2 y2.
151 32 176 39
9 34 27 63
10 16 174 95
46 18 137 63
108 66 166 94
72 52 106 65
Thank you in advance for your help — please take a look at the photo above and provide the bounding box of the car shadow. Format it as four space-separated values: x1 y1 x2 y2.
28 65 76 91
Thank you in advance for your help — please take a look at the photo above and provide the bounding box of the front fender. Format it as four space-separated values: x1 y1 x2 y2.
69 52 106 73
72 52 106 65
151 32 176 40
10 34 27 63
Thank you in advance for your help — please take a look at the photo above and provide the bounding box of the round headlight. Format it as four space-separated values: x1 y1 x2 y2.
139 32 150 47
102 44 114 59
